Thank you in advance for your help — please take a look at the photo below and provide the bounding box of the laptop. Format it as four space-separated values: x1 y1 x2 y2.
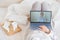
30 10 52 30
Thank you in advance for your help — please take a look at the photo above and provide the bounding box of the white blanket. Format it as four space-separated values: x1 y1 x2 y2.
26 30 56 40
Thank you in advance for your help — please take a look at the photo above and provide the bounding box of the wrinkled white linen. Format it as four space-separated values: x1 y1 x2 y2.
26 30 56 40
53 8 60 40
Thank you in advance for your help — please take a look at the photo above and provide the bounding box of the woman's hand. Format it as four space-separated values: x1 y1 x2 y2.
39 25 51 34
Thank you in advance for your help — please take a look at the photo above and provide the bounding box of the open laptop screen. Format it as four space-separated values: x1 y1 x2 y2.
30 11 52 23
